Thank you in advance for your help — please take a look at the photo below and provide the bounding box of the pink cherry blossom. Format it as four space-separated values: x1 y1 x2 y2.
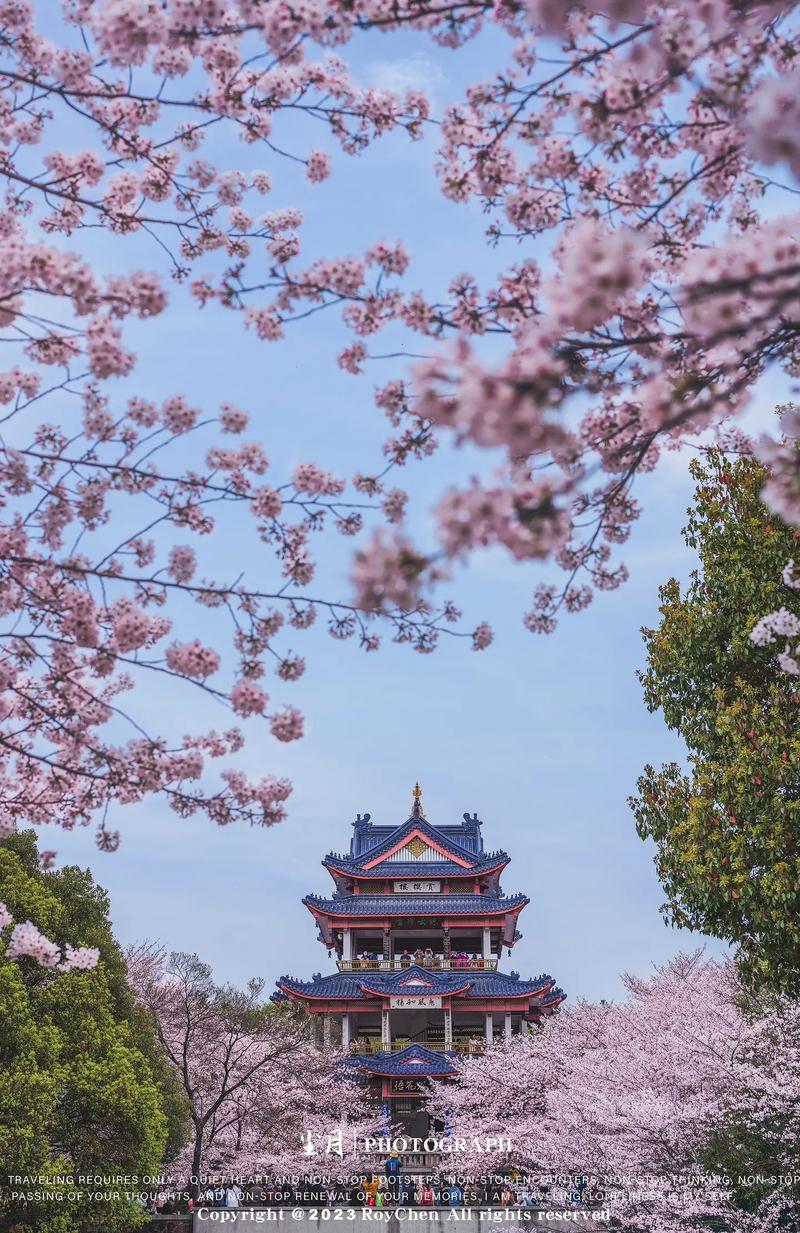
744 71 800 182
165 640 221 680
251 487 284 519
220 403 249 434
6 920 63 966
276 656 306 681
471 621 494 650
306 150 332 183
1 909 98 971
167 545 197 584
231 679 269 717
269 706 304 742
292 462 345 496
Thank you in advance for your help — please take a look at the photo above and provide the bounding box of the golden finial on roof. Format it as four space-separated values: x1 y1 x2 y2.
411 781 426 818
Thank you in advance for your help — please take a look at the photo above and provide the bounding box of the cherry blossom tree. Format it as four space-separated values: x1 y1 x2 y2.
128 946 379 1193
3 1 800 857
0 1 467 857
428 952 800 1231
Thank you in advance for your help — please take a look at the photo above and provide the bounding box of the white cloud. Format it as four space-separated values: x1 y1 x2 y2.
367 55 447 101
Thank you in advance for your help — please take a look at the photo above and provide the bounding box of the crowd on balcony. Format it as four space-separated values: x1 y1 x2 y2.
348 1035 486 1056
350 949 488 968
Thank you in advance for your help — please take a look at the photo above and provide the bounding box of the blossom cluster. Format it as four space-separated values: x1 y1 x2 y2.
0 902 99 970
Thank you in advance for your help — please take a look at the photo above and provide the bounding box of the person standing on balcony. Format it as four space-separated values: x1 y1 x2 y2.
500 1184 515 1207
384 1149 402 1205
385 1150 402 1175
446 1180 464 1208
399 949 411 967
418 1183 435 1207
224 1182 243 1210
464 1182 481 1207
399 1175 416 1207
422 947 434 967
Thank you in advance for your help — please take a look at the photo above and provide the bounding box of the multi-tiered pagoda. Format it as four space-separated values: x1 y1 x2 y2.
276 786 564 1133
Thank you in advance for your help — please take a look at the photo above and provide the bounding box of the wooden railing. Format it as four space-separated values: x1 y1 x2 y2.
337 957 498 972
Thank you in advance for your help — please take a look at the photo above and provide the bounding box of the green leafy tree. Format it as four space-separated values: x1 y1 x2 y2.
0 834 188 1232
631 448 800 995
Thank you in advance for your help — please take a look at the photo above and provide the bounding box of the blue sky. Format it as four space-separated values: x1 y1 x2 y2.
38 19 788 1003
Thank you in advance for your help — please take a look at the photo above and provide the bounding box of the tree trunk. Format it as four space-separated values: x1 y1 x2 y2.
190 1120 204 1203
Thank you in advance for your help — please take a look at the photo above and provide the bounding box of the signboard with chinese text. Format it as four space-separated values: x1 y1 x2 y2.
390 1078 427 1093
389 994 443 1008
393 879 441 893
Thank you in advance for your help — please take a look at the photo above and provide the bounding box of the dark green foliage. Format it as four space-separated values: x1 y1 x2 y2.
0 833 188 1232
631 449 800 994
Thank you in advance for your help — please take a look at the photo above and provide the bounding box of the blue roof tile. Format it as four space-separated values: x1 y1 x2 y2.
358 964 474 995
277 967 556 1000
350 810 485 859
303 893 528 916
346 1044 457 1077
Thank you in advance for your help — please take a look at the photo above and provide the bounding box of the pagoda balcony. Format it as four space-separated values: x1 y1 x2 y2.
336 956 498 972
347 1037 487 1056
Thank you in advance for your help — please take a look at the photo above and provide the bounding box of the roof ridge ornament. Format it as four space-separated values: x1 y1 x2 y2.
411 781 426 820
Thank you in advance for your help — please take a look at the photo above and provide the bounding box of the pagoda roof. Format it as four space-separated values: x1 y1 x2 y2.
346 1044 457 1078
303 892 528 919
324 812 509 881
322 808 505 877
325 793 512 880
277 967 560 1002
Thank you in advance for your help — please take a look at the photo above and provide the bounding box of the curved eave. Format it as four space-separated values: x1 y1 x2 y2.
278 980 350 1004
302 896 529 923
452 986 556 1006
277 974 558 1005
322 857 510 883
